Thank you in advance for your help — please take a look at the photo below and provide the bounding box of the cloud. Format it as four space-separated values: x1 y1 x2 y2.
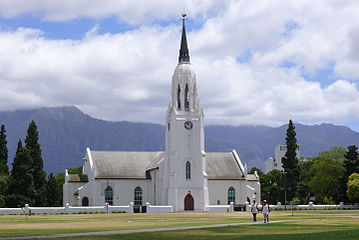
0 25 179 122
0 0 220 24
0 0 359 130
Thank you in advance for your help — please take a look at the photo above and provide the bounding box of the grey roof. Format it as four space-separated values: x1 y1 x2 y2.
146 152 165 170
90 150 246 180
206 152 244 179
68 174 89 182
91 151 162 179
247 174 259 181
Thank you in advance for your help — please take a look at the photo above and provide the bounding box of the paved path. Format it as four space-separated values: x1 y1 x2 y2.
0 221 284 240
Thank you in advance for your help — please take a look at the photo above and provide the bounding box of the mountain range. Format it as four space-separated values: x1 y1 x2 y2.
1 106 359 174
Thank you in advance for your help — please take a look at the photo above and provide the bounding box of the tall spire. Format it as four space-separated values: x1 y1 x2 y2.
178 13 190 63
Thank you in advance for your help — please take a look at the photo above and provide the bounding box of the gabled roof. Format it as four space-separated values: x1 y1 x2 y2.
206 152 245 179
246 174 258 181
91 151 163 179
146 152 165 171
68 174 89 182
89 150 249 180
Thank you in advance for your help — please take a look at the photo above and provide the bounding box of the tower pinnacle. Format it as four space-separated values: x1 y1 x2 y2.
178 14 190 63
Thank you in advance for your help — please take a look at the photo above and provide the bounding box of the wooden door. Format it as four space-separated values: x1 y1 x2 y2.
82 197 89 206
184 193 194 210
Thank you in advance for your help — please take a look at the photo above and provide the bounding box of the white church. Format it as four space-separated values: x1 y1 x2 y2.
63 16 260 212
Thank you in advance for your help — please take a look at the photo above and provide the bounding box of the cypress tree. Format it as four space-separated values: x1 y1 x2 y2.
46 172 60 207
25 120 47 206
6 140 35 207
0 124 8 175
342 145 359 202
281 120 299 201
344 145 359 179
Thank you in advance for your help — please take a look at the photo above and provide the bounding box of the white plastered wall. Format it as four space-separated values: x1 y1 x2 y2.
208 180 247 205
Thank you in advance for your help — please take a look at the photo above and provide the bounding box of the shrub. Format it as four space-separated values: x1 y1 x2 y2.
5 194 33 208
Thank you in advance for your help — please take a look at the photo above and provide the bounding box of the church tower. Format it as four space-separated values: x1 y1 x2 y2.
162 14 209 211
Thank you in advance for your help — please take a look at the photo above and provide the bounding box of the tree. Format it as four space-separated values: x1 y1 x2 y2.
6 140 35 207
296 158 313 204
55 173 64 206
0 174 8 207
308 146 346 204
248 167 263 176
281 120 299 201
260 169 283 204
347 173 359 203
0 124 8 175
344 145 359 180
46 172 61 206
25 120 47 206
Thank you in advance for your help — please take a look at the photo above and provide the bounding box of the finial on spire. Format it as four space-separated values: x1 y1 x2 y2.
178 13 190 64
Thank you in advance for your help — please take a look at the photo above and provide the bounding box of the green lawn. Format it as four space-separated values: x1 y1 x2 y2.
1 210 358 239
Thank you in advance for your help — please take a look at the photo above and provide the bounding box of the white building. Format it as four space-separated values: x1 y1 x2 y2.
264 144 300 173
63 16 260 211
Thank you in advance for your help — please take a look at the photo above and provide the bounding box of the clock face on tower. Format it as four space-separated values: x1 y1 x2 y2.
184 120 193 130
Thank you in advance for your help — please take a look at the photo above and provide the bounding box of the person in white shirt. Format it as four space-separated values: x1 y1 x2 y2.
251 200 258 222
262 200 270 223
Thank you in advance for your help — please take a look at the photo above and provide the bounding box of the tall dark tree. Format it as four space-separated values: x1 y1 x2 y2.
281 119 300 201
340 145 359 202
25 120 47 206
344 145 359 180
6 140 35 207
0 174 8 207
0 124 8 175
46 172 60 206
296 158 313 204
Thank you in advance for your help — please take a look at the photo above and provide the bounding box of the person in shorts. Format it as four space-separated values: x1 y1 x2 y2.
262 200 270 223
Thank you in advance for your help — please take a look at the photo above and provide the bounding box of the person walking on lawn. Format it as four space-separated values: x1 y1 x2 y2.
251 200 258 222
262 200 270 223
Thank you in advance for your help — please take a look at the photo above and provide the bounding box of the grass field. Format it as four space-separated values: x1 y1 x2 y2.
1 210 359 239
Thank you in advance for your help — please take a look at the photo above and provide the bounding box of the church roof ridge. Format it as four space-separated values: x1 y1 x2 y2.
91 150 164 154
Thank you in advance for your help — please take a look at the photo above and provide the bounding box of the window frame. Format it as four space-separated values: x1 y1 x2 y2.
227 187 235 204
134 186 142 206
105 186 113 205
186 161 191 180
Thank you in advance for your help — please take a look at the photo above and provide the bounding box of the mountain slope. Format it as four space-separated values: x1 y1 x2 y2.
1 106 358 174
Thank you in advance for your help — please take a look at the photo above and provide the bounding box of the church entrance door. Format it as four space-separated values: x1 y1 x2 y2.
184 193 194 210
82 197 89 206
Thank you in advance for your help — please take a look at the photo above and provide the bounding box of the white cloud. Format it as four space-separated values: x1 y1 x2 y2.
1 0 359 130
0 0 220 24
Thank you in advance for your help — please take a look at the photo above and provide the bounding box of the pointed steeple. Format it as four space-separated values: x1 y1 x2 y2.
178 13 190 63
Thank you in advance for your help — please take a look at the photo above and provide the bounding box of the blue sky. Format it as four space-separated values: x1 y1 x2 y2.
0 0 359 132
0 15 134 39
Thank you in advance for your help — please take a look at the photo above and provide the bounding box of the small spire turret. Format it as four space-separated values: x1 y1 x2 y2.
178 13 190 63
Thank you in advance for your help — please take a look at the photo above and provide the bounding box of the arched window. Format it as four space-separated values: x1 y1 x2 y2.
228 187 235 204
134 186 142 206
186 161 191 179
105 186 113 205
184 84 190 110
177 85 181 109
